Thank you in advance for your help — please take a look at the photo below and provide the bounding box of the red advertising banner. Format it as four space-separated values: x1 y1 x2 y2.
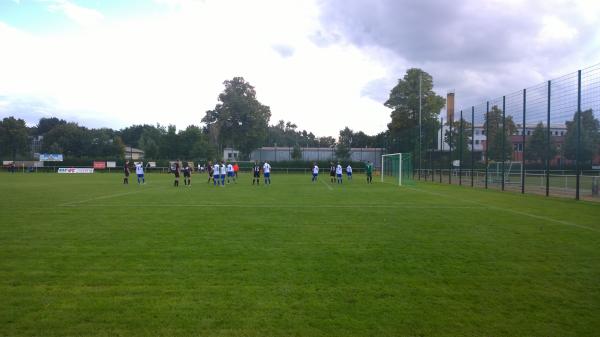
93 161 106 170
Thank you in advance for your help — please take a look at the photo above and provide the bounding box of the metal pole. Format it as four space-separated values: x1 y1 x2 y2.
576 70 581 200
546 81 551 197
502 95 506 191
485 101 489 189
449 118 453 185
459 110 463 186
440 118 443 183
418 73 422 180
522 89 526 194
471 106 475 187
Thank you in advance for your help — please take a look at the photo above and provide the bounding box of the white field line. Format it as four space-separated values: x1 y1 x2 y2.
58 188 153 207
320 180 333 191
406 186 600 233
59 203 482 209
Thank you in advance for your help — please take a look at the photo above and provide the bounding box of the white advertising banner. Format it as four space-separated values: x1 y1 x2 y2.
40 154 64 161
58 168 94 174
106 161 117 168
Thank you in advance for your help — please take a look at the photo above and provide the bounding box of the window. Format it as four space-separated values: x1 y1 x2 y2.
475 140 480 144
481 131 485 135
527 131 531 135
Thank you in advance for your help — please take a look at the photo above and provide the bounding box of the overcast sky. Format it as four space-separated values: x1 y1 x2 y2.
1 0 599 137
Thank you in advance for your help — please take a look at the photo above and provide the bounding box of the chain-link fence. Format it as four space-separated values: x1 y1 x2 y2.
416 64 600 201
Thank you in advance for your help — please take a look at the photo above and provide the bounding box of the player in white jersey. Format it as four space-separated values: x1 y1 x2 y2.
312 163 319 182
346 164 352 180
226 163 235 184
335 163 343 184
213 162 220 186
263 161 271 185
219 162 226 186
135 162 145 184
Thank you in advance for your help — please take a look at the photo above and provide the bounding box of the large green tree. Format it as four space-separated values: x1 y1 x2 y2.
36 117 66 135
385 68 444 154
0 117 30 159
526 122 558 163
42 123 89 157
483 105 517 162
202 77 271 158
563 109 600 165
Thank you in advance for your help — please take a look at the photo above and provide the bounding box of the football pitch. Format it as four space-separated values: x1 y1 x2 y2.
1 172 599 336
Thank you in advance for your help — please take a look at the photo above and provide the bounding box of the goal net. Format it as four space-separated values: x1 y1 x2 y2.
381 153 414 185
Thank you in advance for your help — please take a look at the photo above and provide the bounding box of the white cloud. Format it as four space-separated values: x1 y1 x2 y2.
0 0 391 136
45 0 104 27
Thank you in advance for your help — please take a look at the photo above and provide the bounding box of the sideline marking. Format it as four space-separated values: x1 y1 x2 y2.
320 180 333 191
407 186 600 233
59 187 154 207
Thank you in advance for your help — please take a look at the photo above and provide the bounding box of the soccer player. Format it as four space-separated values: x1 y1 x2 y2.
183 163 192 186
213 162 220 186
219 161 226 186
135 162 145 184
123 161 130 184
173 162 180 187
312 162 319 182
329 162 335 183
207 161 214 183
346 164 352 180
263 161 271 185
226 162 234 184
252 161 261 185
365 161 373 184
336 162 343 184
233 162 239 180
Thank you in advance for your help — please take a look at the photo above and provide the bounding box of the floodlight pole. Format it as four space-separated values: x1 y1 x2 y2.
418 73 422 180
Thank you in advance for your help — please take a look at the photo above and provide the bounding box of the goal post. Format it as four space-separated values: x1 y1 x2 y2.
381 153 413 186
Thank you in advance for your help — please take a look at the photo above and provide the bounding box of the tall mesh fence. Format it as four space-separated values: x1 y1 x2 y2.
416 64 600 201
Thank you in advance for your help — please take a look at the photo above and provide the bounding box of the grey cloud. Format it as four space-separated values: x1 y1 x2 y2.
317 0 600 109
272 44 295 58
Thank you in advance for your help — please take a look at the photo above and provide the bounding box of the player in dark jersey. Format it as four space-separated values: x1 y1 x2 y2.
207 161 213 183
123 161 130 184
252 161 261 185
329 161 336 183
173 162 180 187
183 163 191 186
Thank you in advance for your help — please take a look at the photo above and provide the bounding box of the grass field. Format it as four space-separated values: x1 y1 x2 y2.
1 172 599 336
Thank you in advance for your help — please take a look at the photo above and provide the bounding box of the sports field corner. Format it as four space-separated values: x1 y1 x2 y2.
1 172 599 336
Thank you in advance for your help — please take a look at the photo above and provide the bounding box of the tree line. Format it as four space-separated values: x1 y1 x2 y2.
2 70 598 165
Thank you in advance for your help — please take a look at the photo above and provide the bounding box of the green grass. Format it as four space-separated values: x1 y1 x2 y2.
1 172 599 336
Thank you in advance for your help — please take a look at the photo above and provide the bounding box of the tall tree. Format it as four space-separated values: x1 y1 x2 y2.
0 117 30 159
385 68 444 154
526 122 558 163
484 105 517 162
36 117 66 135
563 109 600 165
202 77 271 158
291 144 302 160
42 123 90 157
335 127 353 161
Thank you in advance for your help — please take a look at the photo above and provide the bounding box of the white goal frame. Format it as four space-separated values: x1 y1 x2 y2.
381 153 403 186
